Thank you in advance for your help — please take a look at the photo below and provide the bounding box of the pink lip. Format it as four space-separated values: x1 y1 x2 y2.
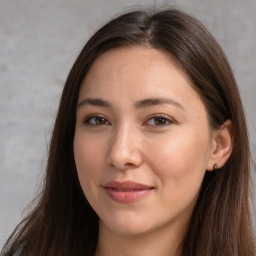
103 181 154 203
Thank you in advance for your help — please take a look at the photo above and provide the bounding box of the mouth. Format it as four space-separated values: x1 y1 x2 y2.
109 188 147 191
103 181 154 203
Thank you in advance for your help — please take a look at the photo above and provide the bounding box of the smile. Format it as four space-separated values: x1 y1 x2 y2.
111 188 144 191
103 181 154 203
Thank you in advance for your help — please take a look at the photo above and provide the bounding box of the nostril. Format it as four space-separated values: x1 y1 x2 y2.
125 162 136 166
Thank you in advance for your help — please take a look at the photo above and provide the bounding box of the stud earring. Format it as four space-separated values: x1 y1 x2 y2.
213 163 218 170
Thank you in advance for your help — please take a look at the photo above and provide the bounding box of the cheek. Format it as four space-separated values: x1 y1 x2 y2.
146 131 210 192
73 134 104 191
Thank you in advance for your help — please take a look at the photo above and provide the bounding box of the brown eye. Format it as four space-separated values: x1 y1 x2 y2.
95 117 107 125
84 115 110 126
145 115 173 126
154 117 168 125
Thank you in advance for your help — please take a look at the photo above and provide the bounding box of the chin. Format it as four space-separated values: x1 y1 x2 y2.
100 212 155 237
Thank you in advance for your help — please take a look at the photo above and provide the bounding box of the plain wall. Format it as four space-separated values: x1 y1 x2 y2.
1 0 255 248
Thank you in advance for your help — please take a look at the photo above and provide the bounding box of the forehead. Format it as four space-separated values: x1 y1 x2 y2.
85 46 189 81
79 46 203 110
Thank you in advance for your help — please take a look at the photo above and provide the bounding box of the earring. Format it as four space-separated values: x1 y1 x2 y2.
213 163 218 170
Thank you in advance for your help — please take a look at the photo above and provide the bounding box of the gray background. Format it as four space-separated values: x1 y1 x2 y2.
0 0 255 248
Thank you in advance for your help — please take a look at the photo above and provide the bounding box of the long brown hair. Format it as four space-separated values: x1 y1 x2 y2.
2 7 255 256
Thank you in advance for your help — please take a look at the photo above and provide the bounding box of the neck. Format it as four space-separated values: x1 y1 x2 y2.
94 220 186 256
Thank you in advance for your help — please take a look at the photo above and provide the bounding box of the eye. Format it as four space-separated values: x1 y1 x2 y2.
145 115 173 126
84 115 110 126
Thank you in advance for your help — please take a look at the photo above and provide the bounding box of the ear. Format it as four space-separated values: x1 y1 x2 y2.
206 120 234 171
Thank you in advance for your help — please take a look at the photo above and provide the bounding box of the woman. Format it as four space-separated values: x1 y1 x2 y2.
1 7 255 256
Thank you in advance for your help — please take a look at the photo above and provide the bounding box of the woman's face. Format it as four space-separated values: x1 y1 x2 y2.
74 47 215 237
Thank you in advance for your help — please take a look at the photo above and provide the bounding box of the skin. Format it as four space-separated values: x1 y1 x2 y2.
73 46 233 256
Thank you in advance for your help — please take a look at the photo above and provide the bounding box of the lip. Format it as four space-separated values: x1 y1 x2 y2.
103 181 154 203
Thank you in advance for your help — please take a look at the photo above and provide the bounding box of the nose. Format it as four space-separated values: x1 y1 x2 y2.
107 125 143 170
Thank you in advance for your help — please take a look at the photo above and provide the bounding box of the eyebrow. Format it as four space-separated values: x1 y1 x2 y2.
77 98 111 108
77 97 185 111
135 97 185 111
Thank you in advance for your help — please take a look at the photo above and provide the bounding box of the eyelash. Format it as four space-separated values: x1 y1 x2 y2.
83 114 174 127
83 114 110 126
144 114 174 126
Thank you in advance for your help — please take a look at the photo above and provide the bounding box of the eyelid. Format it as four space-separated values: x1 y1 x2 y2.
82 113 174 127
83 114 111 126
143 114 175 126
